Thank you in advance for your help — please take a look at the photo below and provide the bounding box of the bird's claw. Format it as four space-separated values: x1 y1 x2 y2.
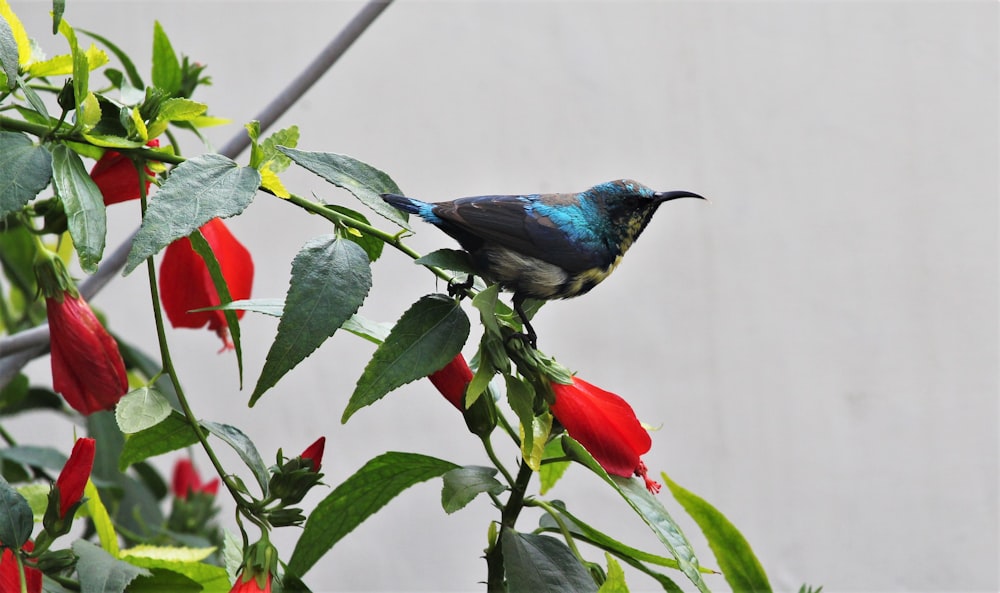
447 275 475 299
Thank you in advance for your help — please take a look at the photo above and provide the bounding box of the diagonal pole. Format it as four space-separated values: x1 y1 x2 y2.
0 0 394 388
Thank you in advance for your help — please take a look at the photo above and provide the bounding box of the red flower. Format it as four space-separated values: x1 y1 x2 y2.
46 292 128 415
299 437 325 473
428 354 474 410
171 459 220 499
0 542 41 593
55 437 96 517
230 569 272 593
550 376 661 493
159 218 253 349
90 139 160 205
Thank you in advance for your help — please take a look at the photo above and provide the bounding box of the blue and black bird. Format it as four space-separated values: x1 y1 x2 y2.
381 179 705 346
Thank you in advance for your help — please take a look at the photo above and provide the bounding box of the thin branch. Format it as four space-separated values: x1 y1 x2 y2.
0 0 394 388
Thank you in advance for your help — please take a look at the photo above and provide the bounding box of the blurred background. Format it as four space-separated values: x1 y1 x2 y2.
7 1 997 592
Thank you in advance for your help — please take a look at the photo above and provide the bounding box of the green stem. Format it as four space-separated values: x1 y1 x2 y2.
15 553 27 593
136 170 265 532
480 434 515 488
529 499 585 561
485 460 535 592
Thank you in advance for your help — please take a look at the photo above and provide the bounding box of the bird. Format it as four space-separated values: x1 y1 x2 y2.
381 179 705 347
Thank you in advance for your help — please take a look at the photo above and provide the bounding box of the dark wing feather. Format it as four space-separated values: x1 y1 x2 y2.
431 195 607 272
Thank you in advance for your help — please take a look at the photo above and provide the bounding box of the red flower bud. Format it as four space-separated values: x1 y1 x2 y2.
46 293 128 415
171 459 220 500
299 437 325 473
550 376 661 493
428 354 474 410
230 569 272 593
55 438 95 518
90 139 160 205
0 542 41 593
159 218 253 349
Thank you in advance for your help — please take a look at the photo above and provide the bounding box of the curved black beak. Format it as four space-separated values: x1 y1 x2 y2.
653 190 706 203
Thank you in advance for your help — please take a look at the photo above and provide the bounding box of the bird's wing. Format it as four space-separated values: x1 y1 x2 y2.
432 195 606 273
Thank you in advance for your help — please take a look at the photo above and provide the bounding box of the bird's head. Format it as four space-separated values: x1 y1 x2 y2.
586 179 705 247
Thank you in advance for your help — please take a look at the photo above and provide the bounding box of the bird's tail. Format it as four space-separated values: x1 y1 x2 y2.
380 193 425 215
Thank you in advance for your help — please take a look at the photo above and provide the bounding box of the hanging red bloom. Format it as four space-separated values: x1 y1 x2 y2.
0 542 41 593
299 437 326 473
46 292 128 415
428 354 474 410
55 437 96 517
549 376 661 493
159 218 253 349
90 139 160 205
171 459 220 499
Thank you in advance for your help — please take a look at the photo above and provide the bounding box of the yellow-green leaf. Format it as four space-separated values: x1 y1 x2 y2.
27 44 107 77
0 0 31 65
120 545 214 564
84 479 119 557
260 164 289 198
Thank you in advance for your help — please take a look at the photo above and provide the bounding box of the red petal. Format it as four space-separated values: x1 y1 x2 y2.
90 139 160 205
55 438 96 517
428 355 474 410
172 459 219 499
159 218 253 348
299 436 326 472
0 545 42 593
549 377 652 478
47 294 128 415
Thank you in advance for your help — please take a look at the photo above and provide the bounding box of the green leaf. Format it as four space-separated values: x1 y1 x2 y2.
157 98 207 121
52 0 65 34
505 374 540 467
215 298 285 317
51 144 107 272
537 502 701 573
17 75 51 120
0 11 18 89
562 436 711 593
663 472 771 593
122 545 231 592
151 21 180 95
440 466 506 514
0 476 33 549
0 445 67 470
115 386 172 434
539 438 570 494
79 29 144 88
501 527 598 593
414 248 476 274
342 294 469 422
260 125 299 173
0 131 52 219
202 421 269 496
127 568 203 593
328 204 384 261
73 540 151 593
288 452 458 577
125 153 261 273
598 554 630 593
278 147 410 230
188 228 244 383
216 299 392 345
250 235 371 405
119 411 200 471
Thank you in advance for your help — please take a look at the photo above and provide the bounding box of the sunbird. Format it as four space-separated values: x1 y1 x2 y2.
381 179 705 346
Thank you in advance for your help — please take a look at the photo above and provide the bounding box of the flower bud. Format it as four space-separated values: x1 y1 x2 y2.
42 438 95 537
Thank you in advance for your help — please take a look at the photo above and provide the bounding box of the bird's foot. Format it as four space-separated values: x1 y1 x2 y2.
505 330 537 350
447 275 475 299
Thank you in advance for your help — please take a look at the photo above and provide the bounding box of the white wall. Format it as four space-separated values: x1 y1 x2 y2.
8 2 997 592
